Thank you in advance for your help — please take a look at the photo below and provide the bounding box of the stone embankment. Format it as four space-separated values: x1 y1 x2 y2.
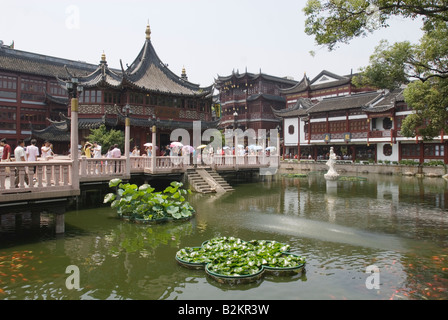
279 160 448 179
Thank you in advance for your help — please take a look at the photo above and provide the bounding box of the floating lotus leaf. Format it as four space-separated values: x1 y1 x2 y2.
176 237 306 283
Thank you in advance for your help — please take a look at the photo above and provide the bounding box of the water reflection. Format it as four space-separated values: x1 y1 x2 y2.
0 173 447 300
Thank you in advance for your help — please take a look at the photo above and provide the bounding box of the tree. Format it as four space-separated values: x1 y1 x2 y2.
303 0 448 139
86 125 125 155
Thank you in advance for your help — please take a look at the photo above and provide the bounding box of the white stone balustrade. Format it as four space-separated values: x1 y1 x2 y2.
0 154 279 203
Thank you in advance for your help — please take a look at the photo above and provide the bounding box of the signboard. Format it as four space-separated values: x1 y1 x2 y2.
344 132 351 143
324 133 331 143
155 106 180 119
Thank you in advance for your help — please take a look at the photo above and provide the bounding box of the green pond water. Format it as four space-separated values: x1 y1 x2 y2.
1 173 447 300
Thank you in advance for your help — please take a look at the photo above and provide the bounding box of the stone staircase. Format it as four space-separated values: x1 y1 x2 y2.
186 168 234 194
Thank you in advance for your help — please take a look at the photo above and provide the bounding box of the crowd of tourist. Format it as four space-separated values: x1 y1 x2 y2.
0 138 56 187
0 138 55 163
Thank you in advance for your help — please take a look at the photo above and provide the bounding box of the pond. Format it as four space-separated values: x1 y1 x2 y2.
0 173 447 300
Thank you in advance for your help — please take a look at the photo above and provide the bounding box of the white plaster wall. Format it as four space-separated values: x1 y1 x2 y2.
376 143 399 162
284 118 299 146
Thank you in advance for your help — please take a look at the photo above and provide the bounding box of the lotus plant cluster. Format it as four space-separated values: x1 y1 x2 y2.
176 237 306 277
104 179 195 222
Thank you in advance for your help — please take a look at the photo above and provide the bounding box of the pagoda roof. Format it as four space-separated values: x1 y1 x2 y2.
123 35 213 96
307 91 381 114
215 70 298 87
0 45 100 78
61 25 214 97
65 57 123 89
0 24 213 97
362 89 405 114
272 98 314 118
44 90 69 105
247 93 286 103
279 70 354 95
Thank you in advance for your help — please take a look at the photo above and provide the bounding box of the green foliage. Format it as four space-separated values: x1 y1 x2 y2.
87 125 125 155
303 1 448 139
353 40 413 90
303 0 448 50
104 179 195 222
338 176 367 181
176 237 305 277
281 173 308 178
423 160 445 166
402 77 448 139
399 159 420 166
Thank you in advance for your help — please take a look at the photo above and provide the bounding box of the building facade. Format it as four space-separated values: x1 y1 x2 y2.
215 70 298 132
0 24 215 154
276 71 448 164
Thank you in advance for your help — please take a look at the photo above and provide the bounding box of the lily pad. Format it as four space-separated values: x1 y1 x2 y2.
176 237 306 284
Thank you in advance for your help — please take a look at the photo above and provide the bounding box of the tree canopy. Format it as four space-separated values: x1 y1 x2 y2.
303 0 448 139
86 125 125 155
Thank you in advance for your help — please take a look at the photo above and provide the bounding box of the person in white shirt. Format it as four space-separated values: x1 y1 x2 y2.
26 139 39 161
14 139 29 187
92 142 102 158
41 140 53 160
92 142 102 174
26 139 39 180
110 144 121 173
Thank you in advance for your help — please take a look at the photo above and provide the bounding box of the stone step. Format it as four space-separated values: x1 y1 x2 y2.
186 169 234 194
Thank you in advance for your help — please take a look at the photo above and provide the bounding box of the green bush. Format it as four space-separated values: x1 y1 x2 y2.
104 179 195 221
423 160 445 166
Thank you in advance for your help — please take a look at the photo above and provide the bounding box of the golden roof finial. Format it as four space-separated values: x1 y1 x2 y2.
101 51 106 62
145 22 151 40
181 66 188 80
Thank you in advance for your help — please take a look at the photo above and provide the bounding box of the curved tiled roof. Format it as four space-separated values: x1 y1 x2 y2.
246 93 286 103
0 46 99 78
71 61 123 89
272 98 314 118
362 89 404 113
1 27 213 98
307 91 381 114
122 39 213 96
279 70 353 95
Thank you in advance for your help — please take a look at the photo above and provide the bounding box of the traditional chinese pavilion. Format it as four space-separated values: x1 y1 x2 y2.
0 24 216 154
275 70 448 164
214 70 298 132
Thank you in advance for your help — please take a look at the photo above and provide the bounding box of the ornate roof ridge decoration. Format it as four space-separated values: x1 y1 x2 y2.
44 89 69 105
118 23 213 96
0 45 101 78
50 23 212 97
272 97 315 118
278 72 311 94
246 93 286 103
306 91 382 114
215 70 298 87
279 70 356 94
362 88 405 113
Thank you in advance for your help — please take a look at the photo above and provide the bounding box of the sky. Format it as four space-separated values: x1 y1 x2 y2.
0 0 424 87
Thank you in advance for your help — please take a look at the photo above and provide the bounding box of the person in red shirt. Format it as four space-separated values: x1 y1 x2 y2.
0 138 11 161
